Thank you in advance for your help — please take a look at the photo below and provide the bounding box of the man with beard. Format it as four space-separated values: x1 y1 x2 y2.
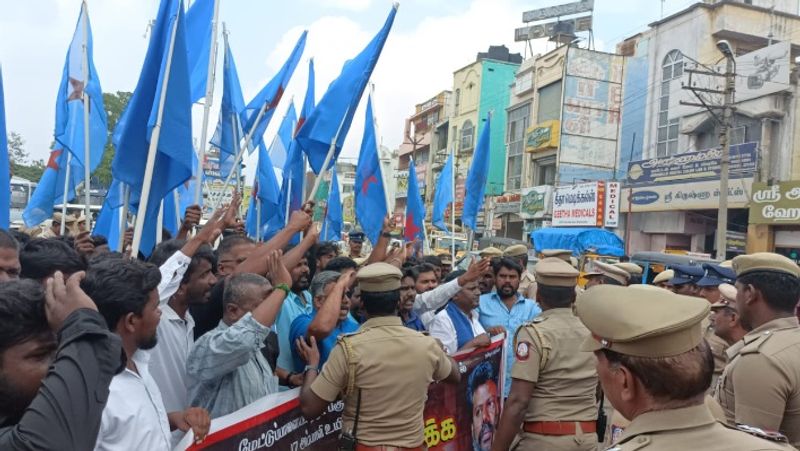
492 258 598 451
290 271 359 371
429 270 489 354
468 362 500 451
400 269 426 331
275 245 316 388
479 258 541 399
145 226 222 414
0 274 122 449
715 253 800 447
478 267 496 295
504 245 535 299
85 258 211 450
187 252 292 418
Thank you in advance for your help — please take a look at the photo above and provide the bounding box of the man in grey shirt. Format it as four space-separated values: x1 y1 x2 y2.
0 272 122 450
187 252 291 418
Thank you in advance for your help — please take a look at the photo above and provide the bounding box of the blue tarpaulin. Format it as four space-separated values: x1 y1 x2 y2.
530 227 625 257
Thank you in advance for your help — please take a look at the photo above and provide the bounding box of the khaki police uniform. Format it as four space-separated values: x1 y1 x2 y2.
577 284 796 451
714 253 800 447
479 247 503 259
309 263 453 449
509 258 598 450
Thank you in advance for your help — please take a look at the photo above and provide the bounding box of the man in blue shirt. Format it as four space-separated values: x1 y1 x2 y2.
478 257 541 398
290 271 359 372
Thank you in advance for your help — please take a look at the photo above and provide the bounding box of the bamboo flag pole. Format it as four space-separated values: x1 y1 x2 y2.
130 4 182 258
450 144 456 264
81 0 92 228
193 0 221 205
117 183 129 252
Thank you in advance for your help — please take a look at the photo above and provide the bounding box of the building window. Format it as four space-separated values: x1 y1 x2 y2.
534 156 556 186
506 104 530 191
657 50 683 157
537 80 562 123
461 120 474 151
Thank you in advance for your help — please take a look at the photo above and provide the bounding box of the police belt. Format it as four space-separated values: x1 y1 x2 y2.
523 420 597 436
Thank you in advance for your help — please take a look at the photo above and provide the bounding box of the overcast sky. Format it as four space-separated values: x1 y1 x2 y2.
0 0 697 181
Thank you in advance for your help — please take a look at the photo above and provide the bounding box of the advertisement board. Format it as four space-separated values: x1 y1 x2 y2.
558 48 624 180
520 186 553 219
552 182 604 227
525 121 560 152
626 142 757 186
622 178 753 212
749 181 800 224
177 337 507 451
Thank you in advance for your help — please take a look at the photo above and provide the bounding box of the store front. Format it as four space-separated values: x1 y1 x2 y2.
748 181 800 263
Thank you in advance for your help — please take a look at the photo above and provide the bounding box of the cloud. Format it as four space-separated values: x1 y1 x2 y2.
328 0 373 12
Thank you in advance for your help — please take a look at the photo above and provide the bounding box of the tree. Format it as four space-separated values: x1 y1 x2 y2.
94 91 133 186
7 132 45 182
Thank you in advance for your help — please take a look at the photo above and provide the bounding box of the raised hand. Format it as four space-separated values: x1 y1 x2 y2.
45 271 97 332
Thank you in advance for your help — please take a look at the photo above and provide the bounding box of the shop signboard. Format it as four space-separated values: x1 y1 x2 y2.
552 182 604 227
749 181 800 224
622 178 753 212
604 181 620 228
626 142 757 186
520 186 553 219
525 120 560 152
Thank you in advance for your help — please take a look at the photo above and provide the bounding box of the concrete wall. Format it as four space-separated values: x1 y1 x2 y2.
478 59 519 196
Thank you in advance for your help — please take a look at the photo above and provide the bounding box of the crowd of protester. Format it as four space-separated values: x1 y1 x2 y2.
0 195 799 451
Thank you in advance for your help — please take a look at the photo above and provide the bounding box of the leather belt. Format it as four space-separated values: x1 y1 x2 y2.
355 445 425 451
523 420 597 436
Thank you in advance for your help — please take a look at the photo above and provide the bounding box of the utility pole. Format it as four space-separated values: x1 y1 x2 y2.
679 41 735 260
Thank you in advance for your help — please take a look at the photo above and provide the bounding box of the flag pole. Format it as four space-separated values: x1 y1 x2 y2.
118 183 129 252
130 2 181 258
81 0 92 229
256 197 262 242
209 100 269 211
450 145 455 264
173 189 180 224
156 200 164 245
307 109 348 203
368 85 392 224
194 0 221 205
60 152 72 236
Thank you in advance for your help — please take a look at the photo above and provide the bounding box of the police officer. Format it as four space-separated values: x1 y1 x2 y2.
491 258 598 451
613 262 643 285
503 245 535 300
710 283 748 347
584 261 629 289
348 231 366 259
578 284 796 450
669 264 705 296
297 263 460 450
480 247 504 260
715 253 800 447
652 269 674 289
539 249 572 263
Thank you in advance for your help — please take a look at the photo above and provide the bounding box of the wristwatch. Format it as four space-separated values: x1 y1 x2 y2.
274 283 291 295
381 232 392 238
304 365 319 374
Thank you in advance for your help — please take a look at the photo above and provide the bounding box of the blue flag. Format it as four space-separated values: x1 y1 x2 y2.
92 181 123 250
323 169 342 242
24 149 82 227
54 2 107 173
353 97 386 245
185 0 215 102
246 108 291 239
462 114 491 231
242 31 306 150
432 152 454 232
404 159 425 243
0 69 9 229
296 5 397 174
295 58 315 137
209 40 245 179
112 0 194 256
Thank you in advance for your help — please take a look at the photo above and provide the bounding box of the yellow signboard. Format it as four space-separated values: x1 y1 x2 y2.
525 120 560 153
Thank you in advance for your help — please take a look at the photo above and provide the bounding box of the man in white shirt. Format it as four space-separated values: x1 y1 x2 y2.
84 256 210 451
429 270 491 354
145 206 233 413
413 257 491 328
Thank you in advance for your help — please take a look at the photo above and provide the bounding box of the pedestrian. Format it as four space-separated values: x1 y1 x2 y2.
297 262 460 450
478 257 541 398
491 258 598 451
187 252 290 418
715 252 800 447
578 284 795 450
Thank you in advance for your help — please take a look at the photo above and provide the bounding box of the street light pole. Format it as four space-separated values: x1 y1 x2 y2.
716 41 736 260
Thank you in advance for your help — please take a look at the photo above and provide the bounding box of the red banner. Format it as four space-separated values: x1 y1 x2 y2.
176 336 506 451
423 335 505 451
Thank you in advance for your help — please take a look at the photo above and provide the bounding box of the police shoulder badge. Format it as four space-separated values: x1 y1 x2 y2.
516 341 531 361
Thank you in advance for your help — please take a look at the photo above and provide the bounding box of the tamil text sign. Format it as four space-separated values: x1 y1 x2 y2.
749 181 800 224
604 181 620 228
553 182 604 227
622 178 753 212
627 142 757 186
